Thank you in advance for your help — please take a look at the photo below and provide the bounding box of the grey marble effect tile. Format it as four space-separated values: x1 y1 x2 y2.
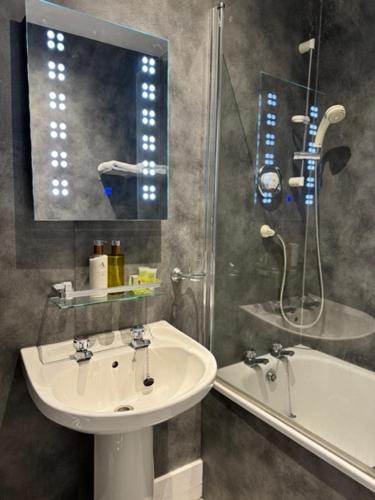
0 0 212 497
207 0 375 498
2 0 374 498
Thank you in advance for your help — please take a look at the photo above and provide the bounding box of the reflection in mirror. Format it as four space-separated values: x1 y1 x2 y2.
26 0 168 220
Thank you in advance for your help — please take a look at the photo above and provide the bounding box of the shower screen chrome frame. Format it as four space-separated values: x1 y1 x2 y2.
203 2 225 349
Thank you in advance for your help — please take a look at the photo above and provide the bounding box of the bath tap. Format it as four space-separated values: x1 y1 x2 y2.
270 342 295 359
243 348 269 367
129 325 151 350
72 336 93 362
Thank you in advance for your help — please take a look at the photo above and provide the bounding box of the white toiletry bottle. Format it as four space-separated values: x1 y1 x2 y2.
89 240 108 297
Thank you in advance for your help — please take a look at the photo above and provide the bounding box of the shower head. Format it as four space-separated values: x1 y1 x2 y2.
260 225 276 238
314 105 346 148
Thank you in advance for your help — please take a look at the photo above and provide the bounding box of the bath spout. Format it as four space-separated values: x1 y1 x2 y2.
281 350 295 357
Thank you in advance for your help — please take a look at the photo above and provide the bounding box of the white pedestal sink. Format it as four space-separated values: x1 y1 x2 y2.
95 429 154 500
21 321 217 500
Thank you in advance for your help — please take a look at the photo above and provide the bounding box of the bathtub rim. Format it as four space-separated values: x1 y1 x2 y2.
214 378 375 493
240 297 375 341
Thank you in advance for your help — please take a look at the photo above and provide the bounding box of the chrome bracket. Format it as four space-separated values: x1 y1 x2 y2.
170 268 206 283
293 152 321 161
52 281 74 299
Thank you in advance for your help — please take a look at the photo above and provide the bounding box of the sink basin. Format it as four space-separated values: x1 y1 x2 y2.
21 320 217 500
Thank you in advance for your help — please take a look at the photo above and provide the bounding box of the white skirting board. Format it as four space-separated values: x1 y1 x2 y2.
154 459 203 500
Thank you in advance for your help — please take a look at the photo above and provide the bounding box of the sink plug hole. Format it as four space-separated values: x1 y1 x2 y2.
112 361 119 368
143 377 154 387
114 405 134 412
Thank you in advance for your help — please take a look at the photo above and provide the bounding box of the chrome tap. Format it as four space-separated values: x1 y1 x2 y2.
72 336 93 362
243 348 269 367
130 325 151 350
270 342 295 359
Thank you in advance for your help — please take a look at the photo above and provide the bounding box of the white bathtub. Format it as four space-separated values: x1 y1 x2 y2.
215 346 375 492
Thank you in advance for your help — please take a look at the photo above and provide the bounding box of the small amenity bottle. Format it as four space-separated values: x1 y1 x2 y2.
108 240 125 293
89 240 108 297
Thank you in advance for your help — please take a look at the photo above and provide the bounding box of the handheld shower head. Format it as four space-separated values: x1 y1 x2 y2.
314 105 346 148
260 225 276 238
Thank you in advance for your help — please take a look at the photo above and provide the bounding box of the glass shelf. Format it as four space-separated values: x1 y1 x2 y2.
50 290 162 310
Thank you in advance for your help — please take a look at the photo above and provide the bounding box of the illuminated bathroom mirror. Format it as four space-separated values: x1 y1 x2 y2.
26 0 168 220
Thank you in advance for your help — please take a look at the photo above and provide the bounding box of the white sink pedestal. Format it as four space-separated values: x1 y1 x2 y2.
21 321 217 499
94 428 154 500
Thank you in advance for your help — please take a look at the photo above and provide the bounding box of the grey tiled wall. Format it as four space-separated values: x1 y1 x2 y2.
0 0 212 497
212 0 375 371
202 0 375 499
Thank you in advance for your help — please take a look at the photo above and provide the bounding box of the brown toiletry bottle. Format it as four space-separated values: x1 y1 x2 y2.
108 240 125 292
